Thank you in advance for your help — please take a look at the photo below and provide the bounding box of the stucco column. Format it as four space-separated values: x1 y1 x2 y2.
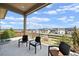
23 15 26 35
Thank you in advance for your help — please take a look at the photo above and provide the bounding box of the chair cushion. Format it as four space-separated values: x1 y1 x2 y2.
30 41 37 45
50 47 59 50
30 41 40 46
59 42 70 55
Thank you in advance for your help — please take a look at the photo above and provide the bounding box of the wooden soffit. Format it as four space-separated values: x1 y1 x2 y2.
0 3 50 19
0 7 7 19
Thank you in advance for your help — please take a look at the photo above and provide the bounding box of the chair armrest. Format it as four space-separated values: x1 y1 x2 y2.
29 40 34 43
48 45 59 48
18 38 22 42
48 45 59 51
48 45 59 56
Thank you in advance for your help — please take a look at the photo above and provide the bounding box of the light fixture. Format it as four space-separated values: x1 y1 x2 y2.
20 6 28 10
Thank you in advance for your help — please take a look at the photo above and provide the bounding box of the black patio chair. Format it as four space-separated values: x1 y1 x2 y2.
18 35 28 47
48 42 70 56
29 36 41 54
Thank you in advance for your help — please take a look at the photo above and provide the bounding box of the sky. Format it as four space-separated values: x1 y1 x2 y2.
0 3 79 29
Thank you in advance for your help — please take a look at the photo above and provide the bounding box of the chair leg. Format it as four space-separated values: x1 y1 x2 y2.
18 41 20 47
48 51 49 56
29 43 30 50
26 42 28 47
35 46 36 54
48 47 49 56
40 44 41 49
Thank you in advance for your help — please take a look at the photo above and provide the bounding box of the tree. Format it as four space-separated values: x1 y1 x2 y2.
72 26 79 48
76 30 79 46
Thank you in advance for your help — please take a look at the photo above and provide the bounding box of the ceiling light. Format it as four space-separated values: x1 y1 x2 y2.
20 6 28 10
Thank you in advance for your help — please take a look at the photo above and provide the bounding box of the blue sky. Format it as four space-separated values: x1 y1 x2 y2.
0 3 79 29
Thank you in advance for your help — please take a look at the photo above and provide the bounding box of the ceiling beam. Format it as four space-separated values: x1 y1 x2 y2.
0 3 24 15
24 3 50 15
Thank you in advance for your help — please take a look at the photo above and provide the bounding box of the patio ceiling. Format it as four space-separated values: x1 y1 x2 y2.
0 3 50 19
0 7 7 19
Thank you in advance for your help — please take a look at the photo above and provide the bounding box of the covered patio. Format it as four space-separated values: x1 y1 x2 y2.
0 3 49 35
0 3 79 56
0 3 50 56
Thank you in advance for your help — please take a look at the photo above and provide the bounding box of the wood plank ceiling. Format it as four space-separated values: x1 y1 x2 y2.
0 7 7 19
0 3 50 19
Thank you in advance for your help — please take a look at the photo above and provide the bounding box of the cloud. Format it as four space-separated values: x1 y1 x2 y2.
58 16 67 21
1 24 12 29
9 22 16 24
76 22 79 24
5 17 14 20
58 16 75 23
56 4 79 12
43 4 79 15
27 21 61 29
69 16 75 19
33 12 39 14
44 10 57 15
8 22 23 25
27 17 50 22
5 17 23 22
0 21 6 24
46 4 53 8
1 23 23 29
0 21 23 26
69 21 79 27
56 9 62 12
27 22 42 29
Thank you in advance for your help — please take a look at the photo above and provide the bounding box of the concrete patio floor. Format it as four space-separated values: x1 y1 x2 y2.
0 37 48 56
0 37 79 56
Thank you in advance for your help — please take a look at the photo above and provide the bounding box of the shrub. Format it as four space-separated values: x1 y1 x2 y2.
1 29 16 40
59 35 72 46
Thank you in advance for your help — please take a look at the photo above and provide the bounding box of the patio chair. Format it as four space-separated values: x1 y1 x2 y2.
18 35 28 47
48 42 70 56
29 36 41 54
